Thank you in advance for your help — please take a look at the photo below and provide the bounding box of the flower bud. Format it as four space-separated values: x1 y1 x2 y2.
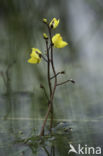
43 18 48 24
70 79 75 84
61 71 65 74
43 33 48 39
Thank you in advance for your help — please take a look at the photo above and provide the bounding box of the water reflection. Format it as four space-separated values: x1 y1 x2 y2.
0 117 103 155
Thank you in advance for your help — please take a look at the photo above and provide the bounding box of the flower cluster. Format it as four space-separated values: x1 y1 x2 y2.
28 18 68 64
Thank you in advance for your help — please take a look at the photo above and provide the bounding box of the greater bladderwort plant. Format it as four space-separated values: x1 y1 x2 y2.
28 18 75 136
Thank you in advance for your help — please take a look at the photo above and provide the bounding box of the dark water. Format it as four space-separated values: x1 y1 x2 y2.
0 94 103 156
0 118 103 156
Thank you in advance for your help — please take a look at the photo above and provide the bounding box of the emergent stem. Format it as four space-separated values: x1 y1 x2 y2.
50 71 65 80
57 79 75 86
40 102 52 136
48 27 57 130
46 39 52 96
40 39 52 136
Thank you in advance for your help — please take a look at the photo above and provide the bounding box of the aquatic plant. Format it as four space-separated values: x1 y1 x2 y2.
28 17 75 136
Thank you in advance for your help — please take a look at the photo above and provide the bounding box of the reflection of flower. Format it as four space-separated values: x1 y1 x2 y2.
52 34 68 48
49 18 59 29
28 48 42 64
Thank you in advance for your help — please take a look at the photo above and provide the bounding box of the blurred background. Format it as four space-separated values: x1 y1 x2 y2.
0 0 103 155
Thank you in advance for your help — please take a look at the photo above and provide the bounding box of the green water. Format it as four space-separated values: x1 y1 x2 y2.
0 93 103 156
0 117 103 156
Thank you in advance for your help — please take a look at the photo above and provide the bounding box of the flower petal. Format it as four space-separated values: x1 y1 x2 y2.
28 57 39 64
28 48 42 64
52 34 68 48
54 41 68 48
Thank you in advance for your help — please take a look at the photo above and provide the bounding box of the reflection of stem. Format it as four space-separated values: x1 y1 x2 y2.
42 146 50 156
51 146 55 156
42 145 55 156
4 61 16 119
6 61 16 93
0 71 7 87
0 61 16 90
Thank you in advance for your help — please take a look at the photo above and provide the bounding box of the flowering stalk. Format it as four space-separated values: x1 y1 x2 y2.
28 18 75 136
48 26 57 131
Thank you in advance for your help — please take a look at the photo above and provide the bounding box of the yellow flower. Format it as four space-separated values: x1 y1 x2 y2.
52 34 68 48
28 48 42 64
49 18 59 29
